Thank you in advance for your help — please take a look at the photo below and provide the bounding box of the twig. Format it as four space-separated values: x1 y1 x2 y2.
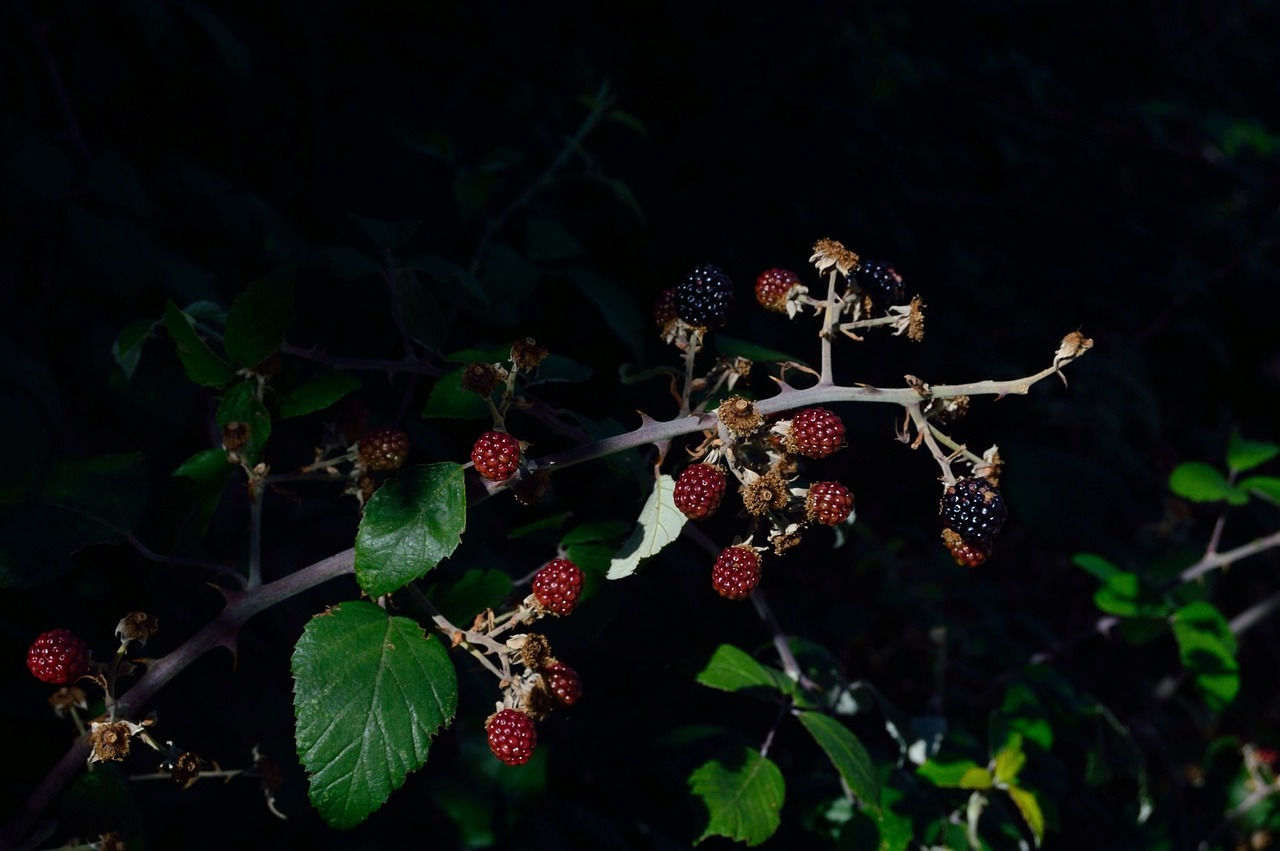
818 270 840 385
124 533 246 589
908 404 959 485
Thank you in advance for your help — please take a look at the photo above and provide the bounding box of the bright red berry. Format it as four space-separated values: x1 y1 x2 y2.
358 427 410 471
786 407 845 459
940 476 1007 546
712 546 761 600
673 463 727 520
544 662 582 707
26 629 90 684
755 268 802 313
806 482 854 525
941 528 991 567
533 558 584 615
471 431 521 481
486 709 536 766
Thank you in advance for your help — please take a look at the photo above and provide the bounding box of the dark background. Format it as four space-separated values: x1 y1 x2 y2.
3 0 1280 848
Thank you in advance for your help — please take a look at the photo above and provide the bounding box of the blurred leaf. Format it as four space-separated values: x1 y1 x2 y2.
113 319 155 379
606 177 646 224
224 266 295 368
561 522 630 546
1093 572 1168 618
4 131 74 199
696 644 794 697
606 475 686 579
87 148 155 216
1169 462 1234 503
184 300 228 327
607 107 647 135
399 130 454 163
561 268 644 359
1241 476 1280 506
180 1 252 78
1172 601 1239 713
526 216 584 261
479 243 540 313
293 601 457 828
715 335 809 368
918 756 987 788
999 682 1054 750
402 254 487 304
354 463 466 597
396 271 448 350
216 381 271 466
350 215 422 251
453 170 495 222
41 453 148 534
1007 786 1045 847
278 370 361 418
690 748 784 846
1072 552 1121 582
1227 432 1279 474
796 712 881 807
526 354 592 386
163 300 235 387
477 146 524 173
422 367 489 420
993 733 1026 784
430 569 512 626
0 504 113 588
312 246 383 280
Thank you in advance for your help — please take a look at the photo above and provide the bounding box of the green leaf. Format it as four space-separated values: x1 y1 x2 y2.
421 366 490 420
1169 462 1232 502
715 335 809 368
796 712 881 806
172 448 233 533
430 569 512 627
40 453 149 534
1227 432 1279 473
561 269 644 359
216 381 271 466
395 270 447 350
1072 552 1121 582
312 246 383 281
401 254 486 304
0 502 127 588
1006 786 1045 846
224 266 295 368
453 170 495 222
918 756 987 788
350 215 422 250
163 300 235 387
999 682 1054 750
606 474 687 579
696 644 794 698
1093 572 1168 618
525 354 592 386
278 370 361 418
354 463 466 597
561 522 630 546
690 748 784 846
1172 601 1240 713
526 216 584 261
993 733 1026 784
292 601 457 828
1241 475 1280 506
112 319 155 379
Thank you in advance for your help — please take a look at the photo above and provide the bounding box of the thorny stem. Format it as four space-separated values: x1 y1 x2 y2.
405 586 510 682
124 532 246 589
926 425 986 469
679 330 702 414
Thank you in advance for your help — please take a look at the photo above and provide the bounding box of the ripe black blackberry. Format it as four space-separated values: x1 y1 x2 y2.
674 264 735 329
853 259 905 310
939 477 1007 546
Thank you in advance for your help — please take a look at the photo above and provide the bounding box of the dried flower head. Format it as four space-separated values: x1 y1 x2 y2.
717 395 764 438
511 337 549 372
171 751 201 789
1053 331 1094 367
89 719 145 764
974 445 1004 485
741 471 791 516
222 421 250 452
769 528 804 555
907 296 926 342
809 238 860 277
510 632 554 671
97 833 126 851
461 362 500 397
116 611 159 650
48 685 88 718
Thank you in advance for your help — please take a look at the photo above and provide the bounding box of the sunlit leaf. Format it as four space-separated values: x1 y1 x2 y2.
354 463 466 597
690 748 784 846
1007 785 1045 846
1172 601 1239 713
696 644 794 698
1169 462 1234 503
796 712 881 806
606 475 686 579
1227 432 1279 473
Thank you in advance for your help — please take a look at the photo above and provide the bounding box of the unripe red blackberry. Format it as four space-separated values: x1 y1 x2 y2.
674 264 735 329
941 528 991 567
673 463 727 520
805 482 854 526
712 546 761 600
532 558 584 615
544 662 582 707
652 286 679 329
853 259 905 310
27 629 91 684
486 709 536 766
785 408 845 459
471 430 521 481
754 268 802 313
358 427 410 471
940 476 1007 546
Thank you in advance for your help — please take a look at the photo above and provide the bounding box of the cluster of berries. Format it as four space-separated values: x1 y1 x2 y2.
486 558 586 766
939 476 1007 567
672 404 854 600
